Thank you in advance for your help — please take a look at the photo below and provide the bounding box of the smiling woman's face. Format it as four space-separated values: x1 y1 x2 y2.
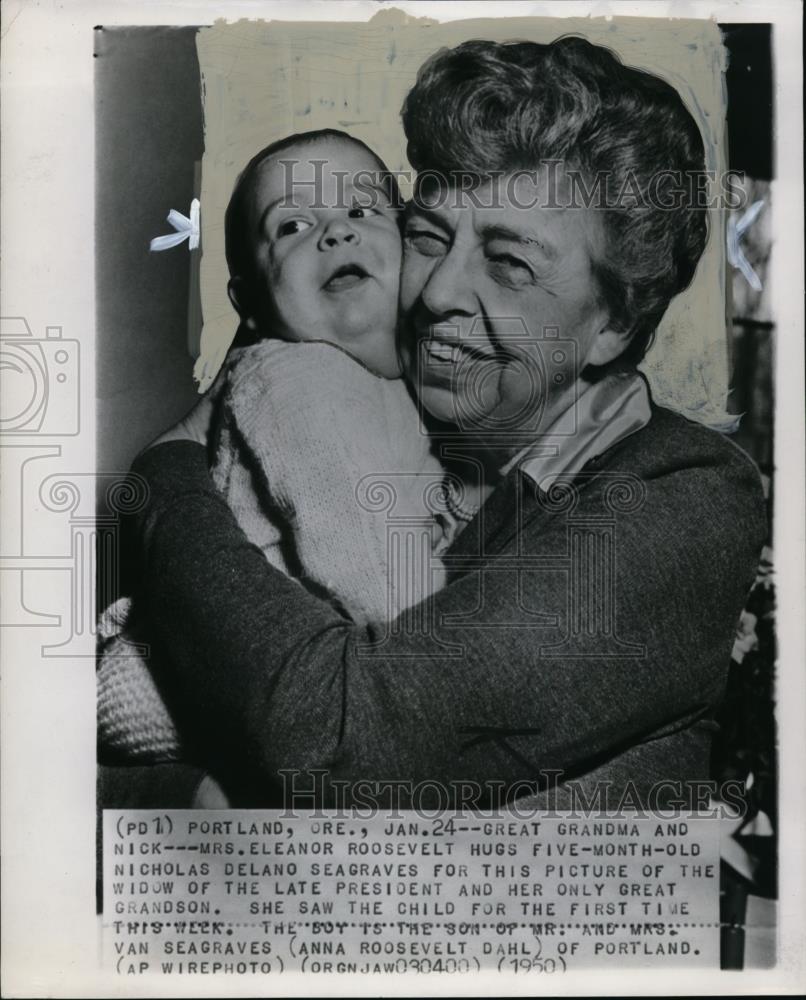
399 170 618 455
234 137 403 377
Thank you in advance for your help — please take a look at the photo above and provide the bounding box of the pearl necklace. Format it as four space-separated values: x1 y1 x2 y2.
442 476 481 524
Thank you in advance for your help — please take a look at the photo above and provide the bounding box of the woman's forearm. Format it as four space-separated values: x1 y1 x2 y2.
132 443 498 787
133 442 354 775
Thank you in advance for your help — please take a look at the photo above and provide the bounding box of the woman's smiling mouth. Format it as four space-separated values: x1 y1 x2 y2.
424 341 462 364
421 338 497 365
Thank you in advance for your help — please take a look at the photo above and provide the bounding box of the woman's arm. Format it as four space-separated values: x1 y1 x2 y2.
131 426 766 799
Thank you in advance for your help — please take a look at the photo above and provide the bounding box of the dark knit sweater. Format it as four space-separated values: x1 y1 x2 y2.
129 403 766 808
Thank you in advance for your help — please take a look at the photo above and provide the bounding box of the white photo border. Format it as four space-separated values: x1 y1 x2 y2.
1 1 803 996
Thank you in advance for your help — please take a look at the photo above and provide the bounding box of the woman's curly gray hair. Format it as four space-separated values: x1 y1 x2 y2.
401 36 709 369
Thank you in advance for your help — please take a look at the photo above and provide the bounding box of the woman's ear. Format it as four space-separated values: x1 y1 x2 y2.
585 323 635 368
227 277 258 331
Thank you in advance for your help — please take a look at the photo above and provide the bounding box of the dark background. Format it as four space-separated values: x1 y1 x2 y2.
95 26 204 491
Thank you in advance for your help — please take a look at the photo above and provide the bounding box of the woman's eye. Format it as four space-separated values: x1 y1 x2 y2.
347 205 382 220
404 229 449 257
276 218 313 238
487 253 534 286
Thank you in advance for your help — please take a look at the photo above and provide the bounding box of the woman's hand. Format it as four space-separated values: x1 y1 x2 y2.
141 369 226 454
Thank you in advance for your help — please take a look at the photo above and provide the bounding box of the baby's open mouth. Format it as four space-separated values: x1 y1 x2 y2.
323 263 370 292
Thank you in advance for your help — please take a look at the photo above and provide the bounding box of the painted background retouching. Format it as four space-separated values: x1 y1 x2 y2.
193 12 731 427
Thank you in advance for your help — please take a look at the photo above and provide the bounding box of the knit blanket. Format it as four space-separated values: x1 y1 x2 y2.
97 597 184 762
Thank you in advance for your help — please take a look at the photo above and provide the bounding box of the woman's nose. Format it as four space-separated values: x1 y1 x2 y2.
420 247 476 317
318 217 360 250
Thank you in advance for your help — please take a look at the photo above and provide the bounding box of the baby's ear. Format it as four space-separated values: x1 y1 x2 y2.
227 277 258 331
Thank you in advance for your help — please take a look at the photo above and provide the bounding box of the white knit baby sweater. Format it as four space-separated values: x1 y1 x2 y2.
213 339 446 623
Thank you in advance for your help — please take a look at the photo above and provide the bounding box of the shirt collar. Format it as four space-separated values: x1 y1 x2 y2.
500 371 652 490
436 372 652 553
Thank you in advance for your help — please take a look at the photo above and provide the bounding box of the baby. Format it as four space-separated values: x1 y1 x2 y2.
213 129 447 621
98 130 449 762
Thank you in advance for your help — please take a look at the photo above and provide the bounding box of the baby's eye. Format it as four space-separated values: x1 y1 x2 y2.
347 206 377 219
276 218 313 238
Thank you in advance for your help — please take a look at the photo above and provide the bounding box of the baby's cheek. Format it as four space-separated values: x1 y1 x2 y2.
376 222 403 266
399 247 432 311
357 328 403 379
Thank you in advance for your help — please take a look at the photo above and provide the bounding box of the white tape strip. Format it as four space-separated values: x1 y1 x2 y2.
149 197 200 252
727 199 764 291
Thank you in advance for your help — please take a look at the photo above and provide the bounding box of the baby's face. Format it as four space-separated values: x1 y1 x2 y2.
238 138 402 377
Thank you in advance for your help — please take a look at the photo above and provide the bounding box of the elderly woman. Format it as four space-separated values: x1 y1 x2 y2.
127 36 765 809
